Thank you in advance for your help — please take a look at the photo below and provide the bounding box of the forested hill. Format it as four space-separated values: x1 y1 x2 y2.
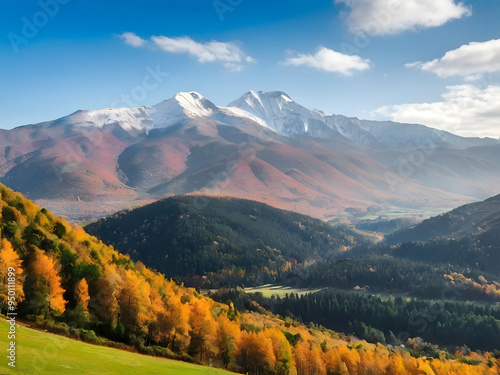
386 194 500 245
0 183 369 374
1 184 499 374
85 195 370 287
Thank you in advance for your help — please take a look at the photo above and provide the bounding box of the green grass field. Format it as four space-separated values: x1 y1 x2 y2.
0 319 232 375
244 284 323 298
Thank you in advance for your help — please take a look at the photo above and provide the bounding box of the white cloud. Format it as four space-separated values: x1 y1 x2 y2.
376 85 500 138
118 32 147 47
407 39 500 78
464 74 484 82
283 47 371 76
404 61 423 69
151 36 255 71
119 33 254 71
335 0 471 36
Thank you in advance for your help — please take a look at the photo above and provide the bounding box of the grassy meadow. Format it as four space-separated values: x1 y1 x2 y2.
0 319 232 375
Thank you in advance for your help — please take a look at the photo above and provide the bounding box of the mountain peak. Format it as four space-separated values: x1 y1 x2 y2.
172 91 217 114
174 91 205 101
150 91 219 127
244 90 293 102
228 90 322 135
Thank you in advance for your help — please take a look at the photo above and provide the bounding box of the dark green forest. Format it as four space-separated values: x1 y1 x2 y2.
213 287 500 352
85 195 370 287
86 193 500 357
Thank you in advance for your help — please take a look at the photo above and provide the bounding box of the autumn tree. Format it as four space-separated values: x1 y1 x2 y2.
215 314 241 368
91 264 122 323
165 294 191 352
117 269 151 337
386 353 407 375
30 249 67 315
145 288 169 345
74 278 90 311
265 328 292 374
236 330 276 374
0 238 25 314
338 345 360 374
324 347 342 374
188 297 217 362
294 342 311 375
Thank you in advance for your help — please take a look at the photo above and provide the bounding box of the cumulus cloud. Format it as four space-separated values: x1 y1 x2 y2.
118 32 148 47
376 85 500 138
283 47 371 76
335 0 471 36
151 36 255 71
407 39 500 78
119 33 254 71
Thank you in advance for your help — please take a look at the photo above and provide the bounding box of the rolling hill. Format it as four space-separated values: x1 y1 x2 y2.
84 195 371 287
387 193 500 244
0 184 499 374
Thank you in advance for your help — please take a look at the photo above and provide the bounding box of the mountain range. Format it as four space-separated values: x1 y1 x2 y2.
2 90 499 220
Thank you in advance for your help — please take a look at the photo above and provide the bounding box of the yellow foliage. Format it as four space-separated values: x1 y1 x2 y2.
1 184 500 375
93 264 122 323
237 330 276 373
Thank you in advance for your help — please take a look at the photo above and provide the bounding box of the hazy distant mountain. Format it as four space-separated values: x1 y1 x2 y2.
1 91 498 220
387 193 500 245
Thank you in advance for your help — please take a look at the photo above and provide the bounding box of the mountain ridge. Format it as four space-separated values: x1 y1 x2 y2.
1 90 499 221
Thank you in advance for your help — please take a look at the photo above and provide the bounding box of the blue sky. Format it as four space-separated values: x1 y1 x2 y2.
1 0 500 138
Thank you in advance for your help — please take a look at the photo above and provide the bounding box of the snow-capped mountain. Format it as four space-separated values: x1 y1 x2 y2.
228 90 499 149
53 107 154 133
1 90 499 221
228 90 371 142
51 90 499 150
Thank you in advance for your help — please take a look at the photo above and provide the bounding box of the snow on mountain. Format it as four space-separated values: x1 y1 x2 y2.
227 90 324 136
54 92 221 136
228 91 500 149
228 90 381 145
148 92 219 128
57 107 154 133
54 90 499 149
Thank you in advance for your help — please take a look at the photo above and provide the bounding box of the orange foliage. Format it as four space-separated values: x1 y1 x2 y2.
31 249 67 314
237 330 276 374
74 278 90 311
117 269 151 335
386 353 408 375
215 314 241 367
0 239 25 308
0 185 499 375
265 328 293 373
